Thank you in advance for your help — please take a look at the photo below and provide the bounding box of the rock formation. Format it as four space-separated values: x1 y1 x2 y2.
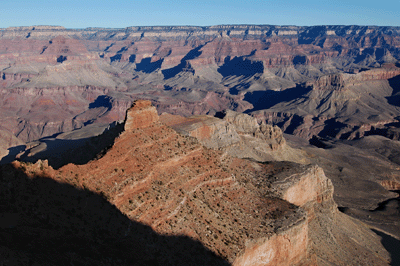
160 109 308 164
0 100 393 265
251 65 400 140
1 24 400 264
1 25 400 152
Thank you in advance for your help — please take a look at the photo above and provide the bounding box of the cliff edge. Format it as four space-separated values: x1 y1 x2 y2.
1 100 393 265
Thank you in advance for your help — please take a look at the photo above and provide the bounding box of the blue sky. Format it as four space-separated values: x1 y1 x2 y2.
0 0 399 28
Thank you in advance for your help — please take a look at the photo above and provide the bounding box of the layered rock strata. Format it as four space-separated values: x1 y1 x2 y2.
252 65 400 140
267 162 393 265
160 109 308 164
1 25 400 156
5 100 312 265
1 101 392 265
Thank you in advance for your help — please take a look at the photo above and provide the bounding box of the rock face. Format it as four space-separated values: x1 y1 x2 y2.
124 100 159 130
0 129 25 163
0 86 112 143
160 113 242 149
1 100 392 265
274 165 333 209
160 109 308 164
221 110 286 149
268 162 394 265
1 25 400 156
0 25 399 263
233 221 309 266
251 65 400 140
309 67 400 92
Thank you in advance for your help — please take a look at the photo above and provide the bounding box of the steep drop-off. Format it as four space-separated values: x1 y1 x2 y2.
1 25 400 264
1 25 400 151
1 100 393 265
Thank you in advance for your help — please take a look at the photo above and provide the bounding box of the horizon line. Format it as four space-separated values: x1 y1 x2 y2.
1 24 399 30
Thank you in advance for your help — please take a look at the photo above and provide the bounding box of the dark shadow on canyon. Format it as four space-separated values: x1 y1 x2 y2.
162 45 204 79
57 55 67 63
0 145 26 165
110 54 122 63
129 54 136 63
354 48 376 65
371 229 400 266
89 95 112 110
0 164 229 265
387 75 400 107
136 58 164 73
18 122 125 169
298 26 326 46
218 56 264 78
292 55 307 65
243 84 312 112
318 119 349 139
308 135 333 149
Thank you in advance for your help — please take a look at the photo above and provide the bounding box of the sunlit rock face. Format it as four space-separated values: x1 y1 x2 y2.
2 100 391 265
1 25 400 150
0 25 399 265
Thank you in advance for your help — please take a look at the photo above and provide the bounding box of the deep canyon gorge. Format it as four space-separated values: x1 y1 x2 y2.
0 25 400 265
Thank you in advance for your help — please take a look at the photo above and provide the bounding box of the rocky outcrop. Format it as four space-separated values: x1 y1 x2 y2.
33 100 313 265
233 220 312 266
250 64 400 141
0 86 110 143
309 66 400 91
221 109 286 149
0 72 38 87
133 103 395 266
1 24 400 154
273 165 334 211
160 109 308 164
309 74 346 91
380 180 400 191
0 129 25 163
124 100 159 130
3 100 392 265
0 26 398 265
160 113 241 149
267 161 393 265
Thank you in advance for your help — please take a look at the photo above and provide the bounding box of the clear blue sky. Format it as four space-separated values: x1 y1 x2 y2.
0 0 399 28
